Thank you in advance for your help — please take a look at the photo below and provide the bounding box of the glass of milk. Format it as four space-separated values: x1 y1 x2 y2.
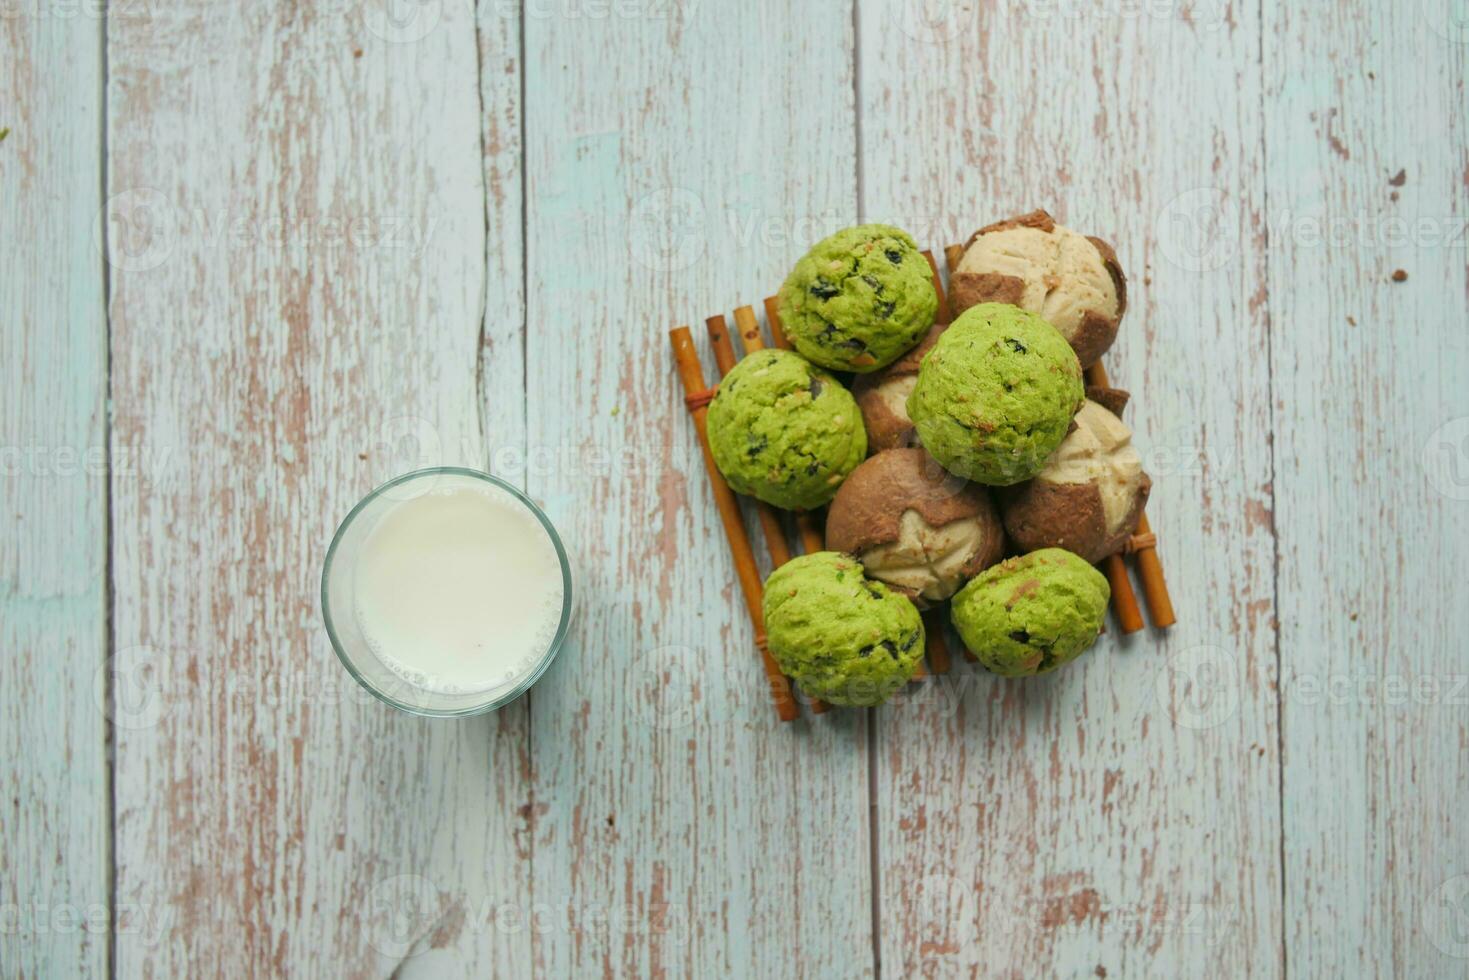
321 467 573 716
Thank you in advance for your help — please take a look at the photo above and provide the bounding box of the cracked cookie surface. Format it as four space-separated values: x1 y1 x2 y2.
907 303 1084 486
707 349 866 510
950 548 1109 677
1000 399 1151 562
777 224 938 373
825 448 1004 606
763 551 925 706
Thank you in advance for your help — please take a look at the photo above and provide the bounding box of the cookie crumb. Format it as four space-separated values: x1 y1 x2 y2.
353 48 363 58
1096 968 1108 978
1391 269 1408 283
1346 316 1357 327
1388 169 1406 187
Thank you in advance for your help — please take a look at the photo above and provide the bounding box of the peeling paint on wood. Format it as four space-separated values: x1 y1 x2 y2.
857 2 1282 974
5 0 1467 975
521 1 873 975
106 1 529 974
0 12 109 979
1266 6 1469 977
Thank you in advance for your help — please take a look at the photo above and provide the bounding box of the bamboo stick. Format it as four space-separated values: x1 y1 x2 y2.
1100 548 1144 634
795 513 824 555
944 243 964 279
1133 512 1176 628
923 250 951 325
763 296 789 349
668 327 799 721
1083 362 1173 630
923 610 952 674
705 314 738 374
732 305 764 353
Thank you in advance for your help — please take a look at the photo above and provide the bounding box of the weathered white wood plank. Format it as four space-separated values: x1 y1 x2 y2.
0 12 110 979
521 1 873 974
858 3 1281 974
107 2 530 974
1265 6 1469 976
478 0 527 469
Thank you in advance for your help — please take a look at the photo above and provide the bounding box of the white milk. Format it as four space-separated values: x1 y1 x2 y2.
353 475 564 696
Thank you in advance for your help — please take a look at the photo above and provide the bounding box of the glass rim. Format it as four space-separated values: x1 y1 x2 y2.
320 466 573 718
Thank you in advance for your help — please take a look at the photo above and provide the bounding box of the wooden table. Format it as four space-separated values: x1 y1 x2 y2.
5 2 1467 976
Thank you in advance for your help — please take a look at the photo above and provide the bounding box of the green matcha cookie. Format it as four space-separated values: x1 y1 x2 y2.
777 224 938 373
763 552 925 707
907 303 1084 485
950 548 1109 677
707 349 866 510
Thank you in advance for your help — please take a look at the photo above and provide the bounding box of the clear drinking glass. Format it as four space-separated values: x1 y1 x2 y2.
321 467 574 717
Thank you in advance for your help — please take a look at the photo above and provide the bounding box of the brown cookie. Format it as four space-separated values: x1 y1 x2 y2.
826 448 1005 607
1084 384 1130 417
999 400 1150 563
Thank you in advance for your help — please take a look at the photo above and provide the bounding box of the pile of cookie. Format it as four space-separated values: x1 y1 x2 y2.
702 213 1152 709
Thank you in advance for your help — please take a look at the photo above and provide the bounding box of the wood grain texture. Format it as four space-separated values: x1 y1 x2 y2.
857 2 1282 974
478 0 528 474
106 2 530 974
521 0 872 973
1265 6 1469 976
6 2 1463 974
0 13 109 979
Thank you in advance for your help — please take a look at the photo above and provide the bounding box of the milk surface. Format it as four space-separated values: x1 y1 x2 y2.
353 475 564 695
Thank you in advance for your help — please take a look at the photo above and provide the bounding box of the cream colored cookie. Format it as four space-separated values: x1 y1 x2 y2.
951 209 1126 366
999 400 1150 562
851 325 943 452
